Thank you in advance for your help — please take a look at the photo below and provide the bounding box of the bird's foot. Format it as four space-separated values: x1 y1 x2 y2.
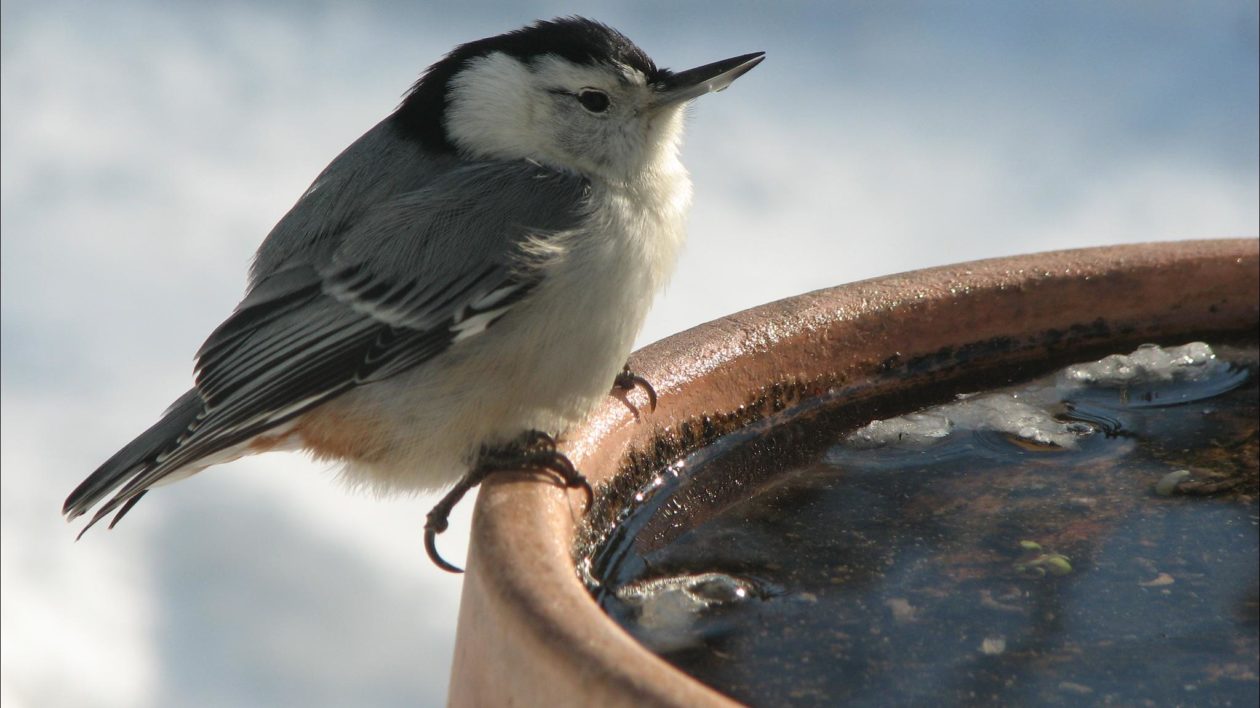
424 430 591 573
611 365 657 420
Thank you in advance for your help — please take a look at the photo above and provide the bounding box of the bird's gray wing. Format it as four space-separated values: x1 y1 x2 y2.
68 161 590 529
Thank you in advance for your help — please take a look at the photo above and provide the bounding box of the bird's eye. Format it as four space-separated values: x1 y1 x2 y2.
576 89 610 113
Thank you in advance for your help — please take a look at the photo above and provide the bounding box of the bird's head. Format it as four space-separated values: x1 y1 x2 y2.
394 17 763 182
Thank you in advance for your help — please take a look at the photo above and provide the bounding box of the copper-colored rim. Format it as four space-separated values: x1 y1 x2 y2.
450 239 1259 707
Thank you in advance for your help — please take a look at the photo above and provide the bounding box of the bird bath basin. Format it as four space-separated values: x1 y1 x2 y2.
583 340 1258 706
449 239 1259 707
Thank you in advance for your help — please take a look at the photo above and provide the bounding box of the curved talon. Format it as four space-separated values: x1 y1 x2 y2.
570 476 594 511
555 466 591 511
424 521 463 574
613 367 658 413
633 373 658 412
423 472 480 573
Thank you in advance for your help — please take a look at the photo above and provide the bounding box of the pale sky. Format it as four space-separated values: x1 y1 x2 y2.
3 1 1257 705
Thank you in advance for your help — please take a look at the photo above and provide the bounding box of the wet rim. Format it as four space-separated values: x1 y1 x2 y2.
449 239 1259 707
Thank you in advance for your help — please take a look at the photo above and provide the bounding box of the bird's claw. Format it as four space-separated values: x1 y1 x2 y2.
423 473 482 573
422 430 592 573
424 521 464 574
612 366 657 416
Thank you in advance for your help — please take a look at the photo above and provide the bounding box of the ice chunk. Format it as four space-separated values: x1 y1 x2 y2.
844 412 952 449
844 392 1078 450
1062 342 1222 387
834 342 1246 458
615 572 759 651
1060 342 1248 407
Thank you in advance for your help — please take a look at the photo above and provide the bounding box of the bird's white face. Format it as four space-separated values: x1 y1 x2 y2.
444 52 687 182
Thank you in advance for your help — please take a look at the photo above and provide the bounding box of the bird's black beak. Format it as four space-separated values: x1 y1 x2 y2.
650 51 765 110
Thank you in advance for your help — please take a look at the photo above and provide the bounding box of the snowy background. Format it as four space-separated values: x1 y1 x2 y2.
2 1 1256 705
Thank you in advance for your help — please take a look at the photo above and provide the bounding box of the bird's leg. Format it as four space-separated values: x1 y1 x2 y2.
611 364 657 419
424 430 592 573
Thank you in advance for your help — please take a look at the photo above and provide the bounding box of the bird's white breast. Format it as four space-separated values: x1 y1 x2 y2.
307 161 693 493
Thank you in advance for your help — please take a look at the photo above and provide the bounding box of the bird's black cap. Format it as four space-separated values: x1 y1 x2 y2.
393 17 661 153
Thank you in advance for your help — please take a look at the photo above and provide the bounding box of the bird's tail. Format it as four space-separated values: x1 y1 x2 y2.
63 389 206 536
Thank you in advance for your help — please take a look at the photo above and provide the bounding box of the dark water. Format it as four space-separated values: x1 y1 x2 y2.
587 342 1259 706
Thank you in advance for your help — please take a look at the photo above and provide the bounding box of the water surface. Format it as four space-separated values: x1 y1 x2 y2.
588 342 1259 706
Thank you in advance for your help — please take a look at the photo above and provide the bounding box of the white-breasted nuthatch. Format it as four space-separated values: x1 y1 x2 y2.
64 17 763 571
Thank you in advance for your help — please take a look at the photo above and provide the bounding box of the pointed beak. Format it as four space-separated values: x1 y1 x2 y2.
650 51 765 110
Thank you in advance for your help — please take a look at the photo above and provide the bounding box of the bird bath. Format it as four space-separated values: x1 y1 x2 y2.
449 239 1259 706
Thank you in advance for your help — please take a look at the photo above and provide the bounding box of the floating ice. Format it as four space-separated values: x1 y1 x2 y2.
614 572 759 651
838 342 1249 457
844 412 953 449
1062 342 1223 387
844 392 1079 450
1060 342 1248 407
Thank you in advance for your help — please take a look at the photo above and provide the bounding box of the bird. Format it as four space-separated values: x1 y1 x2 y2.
63 16 764 572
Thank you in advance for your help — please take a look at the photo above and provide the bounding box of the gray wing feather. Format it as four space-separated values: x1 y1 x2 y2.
321 161 583 328
68 150 590 531
248 119 456 278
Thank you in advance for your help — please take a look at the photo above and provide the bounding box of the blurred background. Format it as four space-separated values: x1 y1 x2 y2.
2 1 1256 705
